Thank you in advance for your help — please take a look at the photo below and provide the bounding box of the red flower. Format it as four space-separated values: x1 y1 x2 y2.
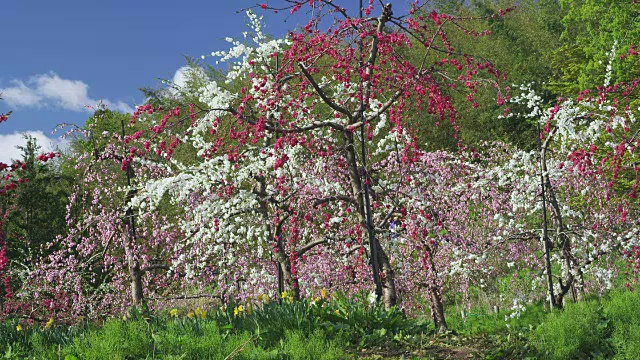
429 11 441 25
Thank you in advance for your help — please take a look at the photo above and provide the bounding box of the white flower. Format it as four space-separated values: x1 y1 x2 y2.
368 291 377 305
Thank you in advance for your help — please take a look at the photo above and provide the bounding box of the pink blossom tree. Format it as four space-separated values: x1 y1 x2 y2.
9 110 189 321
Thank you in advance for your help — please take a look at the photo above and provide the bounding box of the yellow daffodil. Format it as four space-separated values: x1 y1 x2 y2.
281 291 294 302
335 309 340 315
187 311 195 318
195 307 207 319
169 309 179 317
258 293 269 302
45 318 54 329
16 324 23 331
321 288 328 299
233 305 245 317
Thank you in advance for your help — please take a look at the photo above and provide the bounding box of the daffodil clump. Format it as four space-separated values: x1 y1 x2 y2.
194 307 207 319
166 307 206 319
281 291 294 302
321 288 329 300
310 288 331 307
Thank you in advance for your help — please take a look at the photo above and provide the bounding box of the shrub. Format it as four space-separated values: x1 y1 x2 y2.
529 301 613 359
604 289 640 359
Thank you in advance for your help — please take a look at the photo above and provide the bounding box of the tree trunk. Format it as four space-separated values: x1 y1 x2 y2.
429 286 447 332
425 248 447 331
128 258 144 306
122 214 144 308
542 140 576 309
376 240 397 308
343 130 397 309
274 242 301 300
121 120 145 310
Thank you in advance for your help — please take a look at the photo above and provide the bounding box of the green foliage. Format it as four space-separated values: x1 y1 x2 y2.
604 289 640 359
240 299 326 347
68 318 151 359
73 109 130 155
7 289 640 358
412 0 566 150
155 320 262 359
2 136 73 300
212 293 429 350
529 301 613 359
1 309 352 359
0 317 91 360
322 292 429 347
443 297 548 349
550 0 640 94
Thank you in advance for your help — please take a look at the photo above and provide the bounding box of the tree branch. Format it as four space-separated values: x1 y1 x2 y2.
140 264 171 273
365 90 403 123
297 239 328 257
298 63 353 120
312 195 358 207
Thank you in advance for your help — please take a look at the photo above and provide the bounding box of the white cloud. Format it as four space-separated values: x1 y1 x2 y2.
172 66 192 89
0 72 133 114
31 74 91 110
104 100 135 114
0 131 69 164
0 81 42 106
171 66 206 93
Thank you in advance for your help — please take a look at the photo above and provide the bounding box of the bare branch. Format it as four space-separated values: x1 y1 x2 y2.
227 107 347 133
348 244 369 257
140 264 171 272
298 63 353 120
379 205 398 229
312 195 358 207
365 90 403 123
147 293 222 301
297 239 328 257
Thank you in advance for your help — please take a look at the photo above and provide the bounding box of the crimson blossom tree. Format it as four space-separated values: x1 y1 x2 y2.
0 98 20 309
126 0 512 311
0 99 59 316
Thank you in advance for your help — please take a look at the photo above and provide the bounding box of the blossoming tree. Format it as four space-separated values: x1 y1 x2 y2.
126 0 511 311
0 97 19 308
496 44 640 308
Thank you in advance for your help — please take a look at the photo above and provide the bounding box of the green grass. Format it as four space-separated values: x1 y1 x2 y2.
1 294 424 359
4 287 640 359
529 300 613 359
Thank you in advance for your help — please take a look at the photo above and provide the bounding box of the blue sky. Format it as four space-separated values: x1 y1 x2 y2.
0 0 406 162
